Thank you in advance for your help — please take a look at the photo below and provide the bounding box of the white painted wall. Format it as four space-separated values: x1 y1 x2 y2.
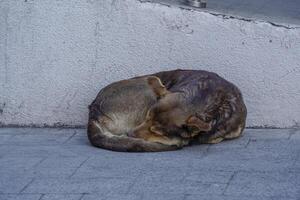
0 0 299 128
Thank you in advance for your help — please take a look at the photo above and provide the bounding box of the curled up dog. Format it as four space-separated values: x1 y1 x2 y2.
87 69 247 152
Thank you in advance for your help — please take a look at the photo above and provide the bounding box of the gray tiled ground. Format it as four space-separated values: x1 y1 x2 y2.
0 128 299 200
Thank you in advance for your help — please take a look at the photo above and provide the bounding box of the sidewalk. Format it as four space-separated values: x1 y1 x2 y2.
0 128 299 200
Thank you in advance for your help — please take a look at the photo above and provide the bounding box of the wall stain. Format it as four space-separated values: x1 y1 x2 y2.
0 103 6 114
18 101 25 109
160 14 194 34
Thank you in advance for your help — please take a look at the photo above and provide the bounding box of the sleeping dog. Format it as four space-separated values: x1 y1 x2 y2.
87 69 247 152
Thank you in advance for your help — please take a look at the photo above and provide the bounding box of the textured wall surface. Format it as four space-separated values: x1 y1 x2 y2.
0 0 300 128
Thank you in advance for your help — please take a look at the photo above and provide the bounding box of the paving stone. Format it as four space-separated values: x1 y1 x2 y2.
65 136 90 145
0 145 82 158
246 139 299 159
0 128 76 136
22 178 132 194
191 144 297 172
185 194 298 200
73 155 154 179
245 129 291 140
62 144 115 157
30 167 78 178
72 165 140 179
81 194 104 200
6 134 71 145
3 128 77 145
185 170 234 184
151 144 209 160
0 168 29 179
0 128 299 199
41 194 83 200
37 157 88 169
26 157 89 178
142 194 186 200
0 157 43 170
82 194 142 200
20 128 77 136
74 129 86 136
0 177 33 193
291 154 300 171
0 128 26 135
290 129 300 140
0 135 14 144
246 138 298 150
0 194 41 200
0 167 76 179
224 171 300 198
135 167 189 183
83 153 154 168
130 177 227 195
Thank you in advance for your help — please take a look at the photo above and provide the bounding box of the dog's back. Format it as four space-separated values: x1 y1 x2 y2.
87 77 182 152
89 78 156 134
88 69 247 151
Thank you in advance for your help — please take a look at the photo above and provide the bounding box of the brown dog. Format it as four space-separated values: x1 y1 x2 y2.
87 69 247 152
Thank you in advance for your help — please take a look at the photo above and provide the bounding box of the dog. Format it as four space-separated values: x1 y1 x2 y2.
87 69 247 152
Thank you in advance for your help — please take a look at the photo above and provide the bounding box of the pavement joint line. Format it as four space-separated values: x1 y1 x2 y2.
291 156 299 166
0 128 299 198
182 194 189 200
288 129 297 140
78 193 87 200
244 138 251 148
38 194 45 200
19 178 35 194
33 157 48 168
222 171 237 195
63 131 77 144
201 145 210 157
69 157 90 178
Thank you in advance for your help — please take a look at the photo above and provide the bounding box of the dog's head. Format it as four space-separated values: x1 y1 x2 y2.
132 76 211 139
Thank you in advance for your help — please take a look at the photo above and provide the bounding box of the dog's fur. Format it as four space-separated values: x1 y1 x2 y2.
87 69 247 152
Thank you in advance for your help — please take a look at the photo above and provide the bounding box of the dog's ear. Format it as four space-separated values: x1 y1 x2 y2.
147 76 169 97
185 116 212 133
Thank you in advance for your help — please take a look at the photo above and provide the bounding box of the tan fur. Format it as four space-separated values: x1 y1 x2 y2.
224 125 243 139
87 69 247 152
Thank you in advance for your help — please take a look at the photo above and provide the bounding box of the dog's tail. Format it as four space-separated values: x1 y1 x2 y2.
87 119 180 152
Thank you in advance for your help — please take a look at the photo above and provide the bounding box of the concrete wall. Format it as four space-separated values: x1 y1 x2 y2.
0 0 300 128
